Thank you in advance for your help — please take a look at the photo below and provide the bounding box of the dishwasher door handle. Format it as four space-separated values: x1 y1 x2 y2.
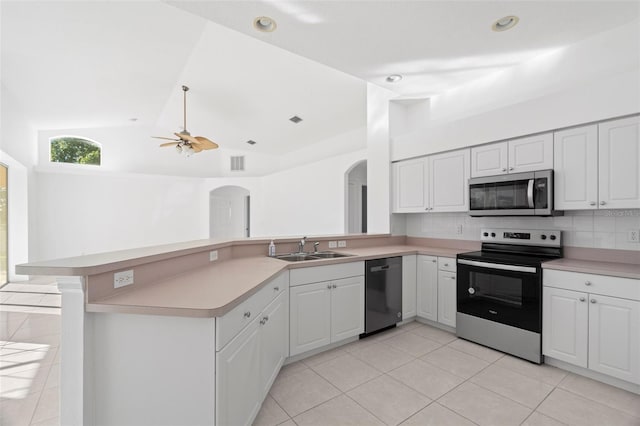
370 265 390 272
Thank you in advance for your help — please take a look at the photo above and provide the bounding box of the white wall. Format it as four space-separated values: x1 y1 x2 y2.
406 210 640 251
392 20 640 161
0 151 29 281
33 169 209 261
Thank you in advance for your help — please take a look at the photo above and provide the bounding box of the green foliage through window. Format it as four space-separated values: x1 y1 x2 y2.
50 136 101 165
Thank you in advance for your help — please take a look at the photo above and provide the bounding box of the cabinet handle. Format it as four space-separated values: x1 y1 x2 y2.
509 167 514 171
244 311 251 318
450 276 456 280
327 284 332 289
579 297 586 302
332 284 337 289
444 263 449 267
590 299 597 304
432 260 437 263
273 286 279 291
501 168 507 172
589 201 596 206
585 281 591 286
599 201 606 206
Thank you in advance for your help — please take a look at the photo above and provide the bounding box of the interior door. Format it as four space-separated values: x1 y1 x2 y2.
0 163 7 286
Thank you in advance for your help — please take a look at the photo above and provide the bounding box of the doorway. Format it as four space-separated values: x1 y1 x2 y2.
209 186 250 240
0 163 7 286
345 160 368 234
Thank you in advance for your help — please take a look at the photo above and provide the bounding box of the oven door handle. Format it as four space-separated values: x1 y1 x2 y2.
527 179 535 209
457 259 538 274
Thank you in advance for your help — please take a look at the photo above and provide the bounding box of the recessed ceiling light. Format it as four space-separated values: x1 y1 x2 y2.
253 16 277 32
246 140 257 145
492 15 519 32
289 115 303 123
386 74 403 83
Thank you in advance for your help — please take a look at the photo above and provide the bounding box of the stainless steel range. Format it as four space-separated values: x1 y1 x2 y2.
456 228 563 363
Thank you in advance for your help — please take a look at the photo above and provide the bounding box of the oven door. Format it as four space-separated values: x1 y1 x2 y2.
456 258 541 333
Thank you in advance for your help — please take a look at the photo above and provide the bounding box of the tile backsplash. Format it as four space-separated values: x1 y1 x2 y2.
405 210 640 251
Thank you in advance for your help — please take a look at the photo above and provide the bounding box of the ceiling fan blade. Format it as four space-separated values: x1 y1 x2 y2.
179 133 202 145
159 142 180 147
192 144 204 153
195 136 219 149
153 136 180 141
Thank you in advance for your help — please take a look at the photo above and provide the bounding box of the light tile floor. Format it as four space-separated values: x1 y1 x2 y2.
2 311 639 426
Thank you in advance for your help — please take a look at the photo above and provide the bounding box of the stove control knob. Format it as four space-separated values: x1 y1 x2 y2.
468 287 476 295
491 232 496 237
483 232 489 237
550 235 557 241
541 234 547 240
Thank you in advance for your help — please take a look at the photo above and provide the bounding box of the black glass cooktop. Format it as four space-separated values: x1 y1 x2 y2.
458 243 563 267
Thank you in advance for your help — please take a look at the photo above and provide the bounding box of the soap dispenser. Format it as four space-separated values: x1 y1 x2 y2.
268 240 276 257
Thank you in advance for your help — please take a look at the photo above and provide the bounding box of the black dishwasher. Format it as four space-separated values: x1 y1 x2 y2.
363 257 403 335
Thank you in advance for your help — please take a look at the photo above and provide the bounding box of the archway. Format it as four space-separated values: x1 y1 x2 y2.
209 186 250 240
345 160 367 234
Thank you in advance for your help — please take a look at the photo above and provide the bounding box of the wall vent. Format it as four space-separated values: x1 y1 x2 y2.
230 156 245 171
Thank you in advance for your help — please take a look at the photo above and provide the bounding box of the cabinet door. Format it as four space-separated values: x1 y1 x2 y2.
553 125 599 210
437 271 457 328
331 276 365 342
416 255 438 322
260 291 288 397
508 133 553 173
429 148 470 212
598 116 640 209
289 282 331 356
402 255 417 320
471 142 508 177
216 319 262 426
588 295 640 384
542 287 588 368
392 158 428 212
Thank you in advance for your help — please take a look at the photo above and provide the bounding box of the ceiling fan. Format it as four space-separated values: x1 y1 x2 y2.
153 85 219 155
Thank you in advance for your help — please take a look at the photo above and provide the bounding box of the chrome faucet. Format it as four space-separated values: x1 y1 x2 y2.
298 236 307 254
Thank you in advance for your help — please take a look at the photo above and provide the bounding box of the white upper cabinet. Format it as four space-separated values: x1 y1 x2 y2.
471 133 553 177
392 157 428 212
429 149 470 212
554 116 640 210
554 125 599 210
393 148 469 213
470 142 508 177
598 116 640 209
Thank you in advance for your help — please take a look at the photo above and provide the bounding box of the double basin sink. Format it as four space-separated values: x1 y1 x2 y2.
274 251 353 262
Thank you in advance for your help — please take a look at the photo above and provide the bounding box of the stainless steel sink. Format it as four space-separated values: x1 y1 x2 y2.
274 251 353 262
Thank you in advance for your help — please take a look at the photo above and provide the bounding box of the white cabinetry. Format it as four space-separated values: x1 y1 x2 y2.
402 255 417 320
216 273 289 426
543 269 640 385
417 255 456 328
392 148 470 213
417 255 438 321
471 133 553 177
554 116 640 210
392 157 428 212
289 262 364 357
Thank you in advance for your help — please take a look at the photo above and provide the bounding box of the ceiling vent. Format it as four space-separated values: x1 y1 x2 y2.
230 156 245 171
289 115 303 124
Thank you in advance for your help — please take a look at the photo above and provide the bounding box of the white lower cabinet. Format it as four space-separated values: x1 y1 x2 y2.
402 255 417 320
543 270 640 385
289 264 364 357
417 255 438 321
437 271 457 328
216 273 289 426
417 255 456 328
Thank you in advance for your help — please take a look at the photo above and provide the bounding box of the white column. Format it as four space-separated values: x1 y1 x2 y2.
57 276 93 426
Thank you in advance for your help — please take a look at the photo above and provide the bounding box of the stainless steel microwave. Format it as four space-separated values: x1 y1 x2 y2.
469 170 560 216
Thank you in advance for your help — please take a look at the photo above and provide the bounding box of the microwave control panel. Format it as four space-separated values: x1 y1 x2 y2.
480 228 561 247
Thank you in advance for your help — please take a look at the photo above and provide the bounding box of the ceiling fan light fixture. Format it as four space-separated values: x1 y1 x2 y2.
254 16 277 32
492 15 519 32
386 74 403 83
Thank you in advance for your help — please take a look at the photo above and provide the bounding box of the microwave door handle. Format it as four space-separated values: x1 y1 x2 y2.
527 179 535 208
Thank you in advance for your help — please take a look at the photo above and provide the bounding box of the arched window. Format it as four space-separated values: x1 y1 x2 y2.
50 136 101 165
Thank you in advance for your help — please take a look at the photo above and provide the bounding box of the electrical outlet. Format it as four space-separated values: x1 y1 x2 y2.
328 241 337 248
456 224 463 235
209 250 218 261
114 270 134 288
628 230 640 243
338 240 347 248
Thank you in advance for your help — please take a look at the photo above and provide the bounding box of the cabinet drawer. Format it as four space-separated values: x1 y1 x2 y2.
290 261 364 286
217 272 289 350
438 257 456 273
544 269 640 301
